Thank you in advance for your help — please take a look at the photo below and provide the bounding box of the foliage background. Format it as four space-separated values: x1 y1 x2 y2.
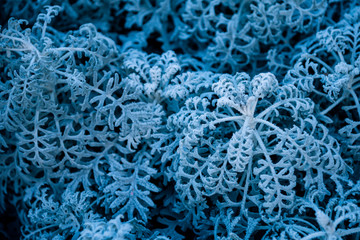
0 0 360 239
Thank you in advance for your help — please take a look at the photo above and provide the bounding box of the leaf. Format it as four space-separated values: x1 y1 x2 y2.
103 149 160 222
254 157 296 222
227 125 254 173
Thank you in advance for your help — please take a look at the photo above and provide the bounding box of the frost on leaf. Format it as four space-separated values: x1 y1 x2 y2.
227 123 254 173
102 148 160 222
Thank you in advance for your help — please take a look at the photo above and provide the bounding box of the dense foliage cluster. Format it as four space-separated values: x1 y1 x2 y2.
0 1 360 239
